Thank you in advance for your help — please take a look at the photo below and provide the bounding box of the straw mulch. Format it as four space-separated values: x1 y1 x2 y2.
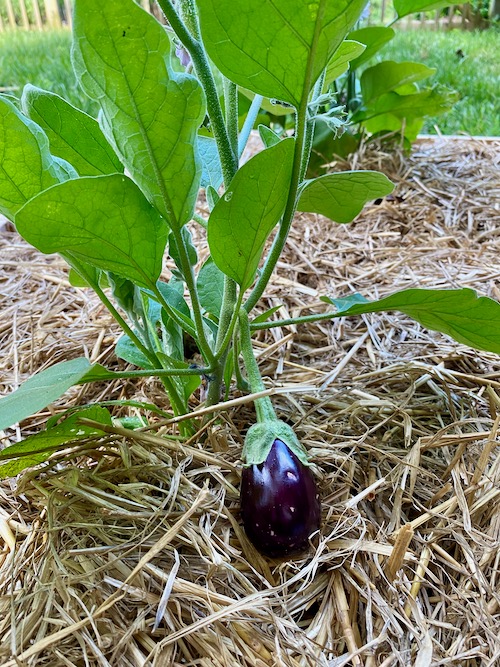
1 136 500 666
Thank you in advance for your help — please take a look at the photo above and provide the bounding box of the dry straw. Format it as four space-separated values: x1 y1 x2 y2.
1 135 500 665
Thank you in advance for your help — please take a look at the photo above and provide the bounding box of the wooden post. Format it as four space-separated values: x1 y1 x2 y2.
381 0 386 23
5 0 17 29
44 0 61 28
447 4 455 28
32 0 43 30
63 0 72 28
19 0 31 29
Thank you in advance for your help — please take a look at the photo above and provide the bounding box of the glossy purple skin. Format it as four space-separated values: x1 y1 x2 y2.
240 439 321 557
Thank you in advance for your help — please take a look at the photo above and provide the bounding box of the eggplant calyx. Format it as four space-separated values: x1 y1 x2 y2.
242 419 310 467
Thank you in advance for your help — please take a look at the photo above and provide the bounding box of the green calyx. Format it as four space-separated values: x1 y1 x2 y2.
242 419 310 467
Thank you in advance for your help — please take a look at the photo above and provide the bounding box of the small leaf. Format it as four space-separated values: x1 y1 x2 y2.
0 358 93 431
197 258 225 319
252 305 283 324
21 85 123 176
323 288 500 354
0 97 74 218
15 174 168 289
198 135 223 190
324 40 366 88
115 335 153 370
347 27 396 70
361 61 436 103
156 353 201 404
169 227 198 277
72 0 205 227
298 171 394 223
394 0 452 19
196 0 368 107
208 139 294 290
258 124 282 148
0 406 112 479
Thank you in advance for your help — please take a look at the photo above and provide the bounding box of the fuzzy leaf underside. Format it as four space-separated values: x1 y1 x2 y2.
72 0 205 226
21 85 123 176
207 138 295 290
324 288 500 354
298 171 394 223
196 0 369 107
0 97 75 218
0 358 93 431
15 174 168 289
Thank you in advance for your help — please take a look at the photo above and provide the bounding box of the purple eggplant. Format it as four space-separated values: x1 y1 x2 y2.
240 438 321 557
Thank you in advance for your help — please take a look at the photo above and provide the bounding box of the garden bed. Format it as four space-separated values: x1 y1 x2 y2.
1 135 499 666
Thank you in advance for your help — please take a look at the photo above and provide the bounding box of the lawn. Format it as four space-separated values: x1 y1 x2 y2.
0 27 498 136
378 28 500 136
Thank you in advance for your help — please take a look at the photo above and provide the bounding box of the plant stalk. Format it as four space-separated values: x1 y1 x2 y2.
156 0 237 184
238 309 277 424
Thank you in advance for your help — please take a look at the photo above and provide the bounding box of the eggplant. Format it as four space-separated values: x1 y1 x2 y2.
240 438 321 557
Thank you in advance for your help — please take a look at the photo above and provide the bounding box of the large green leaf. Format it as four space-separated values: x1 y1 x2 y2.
0 406 112 479
323 288 500 354
207 138 294 290
361 61 436 103
196 0 369 107
0 358 93 431
197 258 225 319
347 27 396 70
394 0 453 19
298 171 394 223
324 40 366 88
0 97 75 218
72 0 205 227
355 87 459 125
21 85 123 177
15 174 168 289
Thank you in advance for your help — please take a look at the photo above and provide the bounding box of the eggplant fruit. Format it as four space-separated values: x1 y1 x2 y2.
240 438 321 557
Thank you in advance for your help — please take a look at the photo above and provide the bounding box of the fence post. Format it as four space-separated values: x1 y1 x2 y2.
5 0 17 29
64 0 73 28
44 0 61 28
32 0 43 30
19 0 31 29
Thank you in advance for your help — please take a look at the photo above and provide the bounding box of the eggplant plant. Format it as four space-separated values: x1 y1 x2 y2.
2 0 500 557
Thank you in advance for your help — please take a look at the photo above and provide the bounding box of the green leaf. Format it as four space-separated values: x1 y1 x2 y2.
15 174 168 289
298 171 394 223
356 87 459 124
207 138 294 290
258 125 282 148
324 40 366 88
21 85 123 177
361 61 436 103
169 227 198 278
115 335 153 370
394 0 452 19
196 0 369 107
0 96 75 218
197 258 225 319
72 0 205 226
156 353 201 404
198 136 223 190
252 305 283 324
347 27 395 70
0 358 93 431
323 288 500 354
0 406 111 479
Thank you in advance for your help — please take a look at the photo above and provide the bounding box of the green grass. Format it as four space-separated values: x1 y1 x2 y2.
0 27 498 136
0 30 97 116
377 28 500 136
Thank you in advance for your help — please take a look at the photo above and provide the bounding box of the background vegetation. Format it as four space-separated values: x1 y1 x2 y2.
0 27 498 136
